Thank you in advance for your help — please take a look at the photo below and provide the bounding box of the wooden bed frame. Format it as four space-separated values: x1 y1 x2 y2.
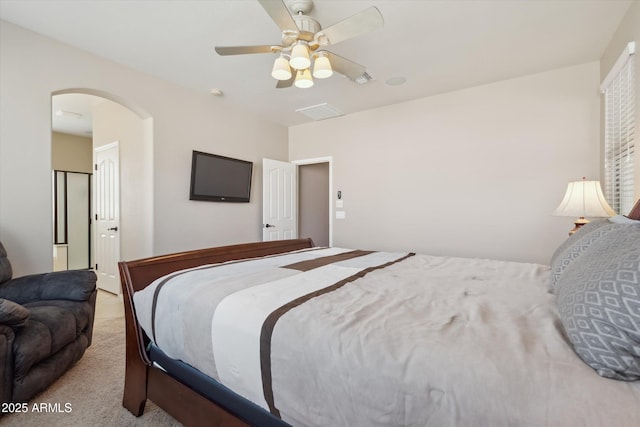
628 198 640 221
118 238 314 427
117 199 640 426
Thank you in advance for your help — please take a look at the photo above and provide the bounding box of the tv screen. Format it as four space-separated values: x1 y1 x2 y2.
189 151 253 202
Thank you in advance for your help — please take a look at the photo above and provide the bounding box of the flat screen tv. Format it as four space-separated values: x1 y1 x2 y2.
189 150 253 202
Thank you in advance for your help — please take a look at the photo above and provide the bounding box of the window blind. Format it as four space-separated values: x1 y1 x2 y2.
602 42 635 215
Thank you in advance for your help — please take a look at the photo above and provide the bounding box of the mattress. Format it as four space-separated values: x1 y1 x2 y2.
134 247 640 427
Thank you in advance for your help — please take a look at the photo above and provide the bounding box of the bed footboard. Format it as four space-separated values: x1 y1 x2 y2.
117 238 314 425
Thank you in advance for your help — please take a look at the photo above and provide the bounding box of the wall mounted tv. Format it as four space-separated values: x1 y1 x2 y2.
189 150 253 202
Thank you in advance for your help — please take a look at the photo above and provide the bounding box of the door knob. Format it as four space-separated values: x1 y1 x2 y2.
107 227 119 231
264 224 275 228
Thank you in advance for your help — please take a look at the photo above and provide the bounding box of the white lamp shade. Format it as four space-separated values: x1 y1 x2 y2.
289 43 311 70
552 180 616 218
271 56 292 80
294 68 314 88
313 54 333 79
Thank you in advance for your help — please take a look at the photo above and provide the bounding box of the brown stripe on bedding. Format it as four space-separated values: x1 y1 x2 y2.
149 247 327 342
259 252 415 417
282 250 374 271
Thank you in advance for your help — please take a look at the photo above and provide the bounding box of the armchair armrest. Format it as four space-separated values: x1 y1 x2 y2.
0 298 30 327
0 324 15 404
0 270 97 305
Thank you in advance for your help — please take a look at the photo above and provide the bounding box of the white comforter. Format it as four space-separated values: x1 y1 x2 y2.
134 248 640 427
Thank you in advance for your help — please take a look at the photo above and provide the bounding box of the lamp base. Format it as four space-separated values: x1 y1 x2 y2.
569 217 590 235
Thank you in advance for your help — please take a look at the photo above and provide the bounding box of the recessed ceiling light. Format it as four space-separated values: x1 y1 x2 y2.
385 76 407 86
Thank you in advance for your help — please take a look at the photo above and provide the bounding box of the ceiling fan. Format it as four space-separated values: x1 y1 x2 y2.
215 0 384 89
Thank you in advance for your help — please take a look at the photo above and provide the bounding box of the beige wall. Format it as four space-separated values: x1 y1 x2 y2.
92 99 153 262
51 131 93 173
0 21 288 276
600 1 640 204
290 63 601 264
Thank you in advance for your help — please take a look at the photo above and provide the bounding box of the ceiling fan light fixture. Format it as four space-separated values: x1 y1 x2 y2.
215 2 384 90
289 42 311 70
294 68 314 89
312 53 333 79
271 55 292 80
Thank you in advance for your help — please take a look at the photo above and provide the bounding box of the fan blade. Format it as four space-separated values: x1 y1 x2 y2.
258 0 299 32
215 45 278 56
319 7 383 46
325 52 366 81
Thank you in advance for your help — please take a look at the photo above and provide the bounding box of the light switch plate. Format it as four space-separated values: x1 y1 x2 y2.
336 211 346 219
336 200 344 208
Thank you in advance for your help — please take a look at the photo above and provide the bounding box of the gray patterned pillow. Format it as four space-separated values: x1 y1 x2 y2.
556 225 640 380
550 221 613 292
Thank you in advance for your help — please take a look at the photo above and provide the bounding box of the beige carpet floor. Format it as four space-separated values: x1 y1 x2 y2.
1 296 181 426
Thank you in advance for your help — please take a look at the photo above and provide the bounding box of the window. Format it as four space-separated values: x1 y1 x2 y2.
602 42 635 215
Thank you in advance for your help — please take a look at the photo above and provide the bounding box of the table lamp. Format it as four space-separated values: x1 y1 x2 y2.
552 177 615 235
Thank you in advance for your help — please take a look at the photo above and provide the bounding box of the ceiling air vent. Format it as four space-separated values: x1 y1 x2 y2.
296 103 344 121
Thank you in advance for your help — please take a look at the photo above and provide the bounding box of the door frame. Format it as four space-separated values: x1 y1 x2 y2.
292 156 333 247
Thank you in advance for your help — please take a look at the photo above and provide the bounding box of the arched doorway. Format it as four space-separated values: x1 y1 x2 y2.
51 89 153 294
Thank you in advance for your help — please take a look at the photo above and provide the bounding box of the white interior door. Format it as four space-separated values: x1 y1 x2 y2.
94 142 121 294
263 158 297 241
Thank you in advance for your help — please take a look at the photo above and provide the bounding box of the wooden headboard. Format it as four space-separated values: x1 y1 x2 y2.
628 198 640 220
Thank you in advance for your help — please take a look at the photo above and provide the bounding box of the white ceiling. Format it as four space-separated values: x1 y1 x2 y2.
0 0 632 134
51 93 104 137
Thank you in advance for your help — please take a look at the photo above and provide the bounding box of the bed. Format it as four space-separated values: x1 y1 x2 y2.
118 201 640 427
